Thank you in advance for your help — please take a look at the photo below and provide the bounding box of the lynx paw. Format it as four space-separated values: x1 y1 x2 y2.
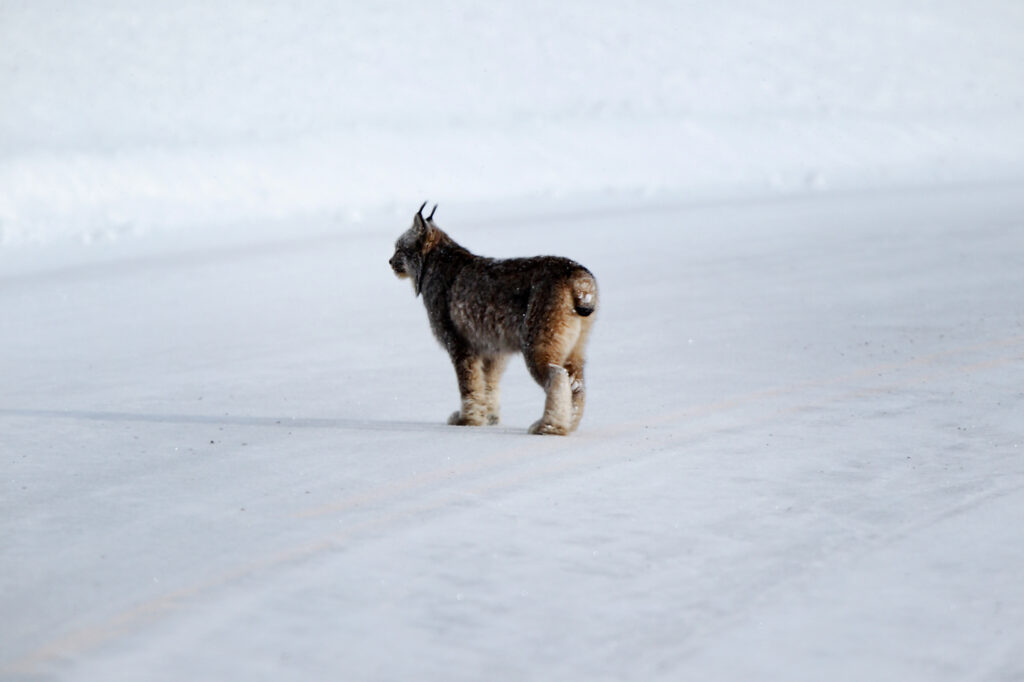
528 419 569 436
448 410 486 426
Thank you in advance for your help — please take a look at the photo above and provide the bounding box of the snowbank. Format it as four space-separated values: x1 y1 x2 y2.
2 1 1023 246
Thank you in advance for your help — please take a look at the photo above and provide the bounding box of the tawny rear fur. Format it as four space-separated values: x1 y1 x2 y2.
390 202 597 435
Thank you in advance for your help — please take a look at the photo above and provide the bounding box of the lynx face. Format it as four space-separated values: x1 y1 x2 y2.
389 203 441 295
389 221 427 292
388 227 418 280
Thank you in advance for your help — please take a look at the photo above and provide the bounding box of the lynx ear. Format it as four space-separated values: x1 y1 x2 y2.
415 201 441 249
415 201 429 232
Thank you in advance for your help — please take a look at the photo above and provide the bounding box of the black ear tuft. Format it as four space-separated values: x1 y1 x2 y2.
415 201 430 232
427 204 437 221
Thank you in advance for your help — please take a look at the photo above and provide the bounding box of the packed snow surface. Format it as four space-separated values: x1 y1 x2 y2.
4 184 1024 681
2 1 1024 680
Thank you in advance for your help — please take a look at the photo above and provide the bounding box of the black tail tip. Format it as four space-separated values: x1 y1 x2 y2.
574 305 595 317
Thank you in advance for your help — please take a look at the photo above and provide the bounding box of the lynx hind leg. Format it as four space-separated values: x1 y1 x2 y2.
448 353 488 426
482 355 509 425
528 364 573 435
565 317 594 432
525 322 582 436
565 358 586 433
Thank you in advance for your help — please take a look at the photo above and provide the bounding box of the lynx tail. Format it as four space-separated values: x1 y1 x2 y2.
571 269 598 317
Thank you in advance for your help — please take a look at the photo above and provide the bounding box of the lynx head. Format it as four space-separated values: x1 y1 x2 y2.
390 201 441 296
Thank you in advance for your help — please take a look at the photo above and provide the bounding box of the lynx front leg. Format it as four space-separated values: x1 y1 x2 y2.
482 355 509 425
447 353 488 426
528 364 573 435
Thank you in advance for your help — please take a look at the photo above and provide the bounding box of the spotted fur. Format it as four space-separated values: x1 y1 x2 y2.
390 202 598 434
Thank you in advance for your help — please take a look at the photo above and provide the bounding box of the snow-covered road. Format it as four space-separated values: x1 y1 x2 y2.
3 183 1023 680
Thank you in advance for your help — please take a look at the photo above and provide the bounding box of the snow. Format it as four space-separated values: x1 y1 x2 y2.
3 1 1024 680
3 1 1024 246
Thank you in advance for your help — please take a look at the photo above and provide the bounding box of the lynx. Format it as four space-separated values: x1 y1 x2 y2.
389 202 598 435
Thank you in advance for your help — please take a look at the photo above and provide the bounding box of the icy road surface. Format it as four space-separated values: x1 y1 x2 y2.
3 184 1024 681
